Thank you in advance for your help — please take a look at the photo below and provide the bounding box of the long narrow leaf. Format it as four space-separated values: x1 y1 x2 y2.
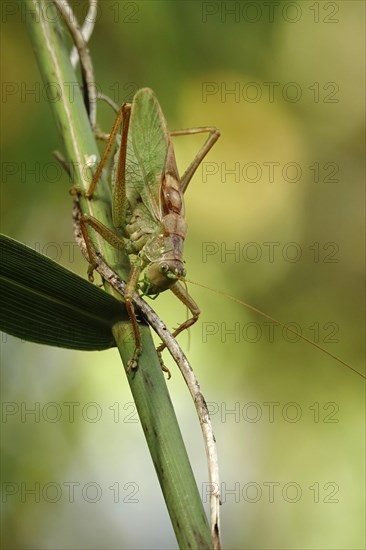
0 234 126 350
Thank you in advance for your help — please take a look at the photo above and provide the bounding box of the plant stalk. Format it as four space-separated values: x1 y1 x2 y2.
25 1 213 547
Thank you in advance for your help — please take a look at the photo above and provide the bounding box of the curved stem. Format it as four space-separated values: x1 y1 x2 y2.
25 2 215 548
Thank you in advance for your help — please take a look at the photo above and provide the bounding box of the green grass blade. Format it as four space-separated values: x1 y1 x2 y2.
25 2 213 548
0 234 124 349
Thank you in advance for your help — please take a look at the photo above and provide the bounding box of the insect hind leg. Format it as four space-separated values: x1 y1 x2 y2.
170 126 220 193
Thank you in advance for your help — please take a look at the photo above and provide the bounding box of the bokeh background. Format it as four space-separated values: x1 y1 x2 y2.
1 1 365 548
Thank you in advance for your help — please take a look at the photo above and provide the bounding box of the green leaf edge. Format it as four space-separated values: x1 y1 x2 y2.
0 234 127 350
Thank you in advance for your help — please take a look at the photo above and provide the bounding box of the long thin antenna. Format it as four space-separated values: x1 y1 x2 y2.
184 278 365 380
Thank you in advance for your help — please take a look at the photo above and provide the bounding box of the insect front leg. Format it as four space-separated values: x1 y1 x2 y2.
156 281 200 354
78 214 127 281
124 260 143 371
78 212 143 371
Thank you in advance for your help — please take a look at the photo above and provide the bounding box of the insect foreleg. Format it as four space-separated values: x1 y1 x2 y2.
156 281 200 354
124 260 144 370
170 127 220 193
79 214 127 281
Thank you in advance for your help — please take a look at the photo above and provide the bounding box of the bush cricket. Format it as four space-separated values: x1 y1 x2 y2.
73 87 364 381
73 87 220 369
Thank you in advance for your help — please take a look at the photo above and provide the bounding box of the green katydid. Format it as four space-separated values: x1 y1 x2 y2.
74 87 220 369
74 87 364 380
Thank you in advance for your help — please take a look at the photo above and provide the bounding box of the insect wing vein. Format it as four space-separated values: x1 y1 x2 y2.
127 88 169 222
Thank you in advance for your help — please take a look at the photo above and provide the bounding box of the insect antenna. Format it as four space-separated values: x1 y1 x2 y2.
182 278 365 380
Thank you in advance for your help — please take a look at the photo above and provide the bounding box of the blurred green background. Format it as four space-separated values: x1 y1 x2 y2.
1 1 364 548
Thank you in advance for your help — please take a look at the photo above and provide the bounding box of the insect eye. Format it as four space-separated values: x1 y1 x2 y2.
160 263 169 274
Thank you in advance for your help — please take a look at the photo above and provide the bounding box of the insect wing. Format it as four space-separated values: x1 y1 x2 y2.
126 88 169 221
